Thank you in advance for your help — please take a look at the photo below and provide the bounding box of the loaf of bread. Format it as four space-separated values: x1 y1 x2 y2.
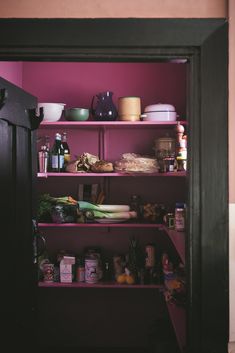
114 153 158 173
91 160 114 173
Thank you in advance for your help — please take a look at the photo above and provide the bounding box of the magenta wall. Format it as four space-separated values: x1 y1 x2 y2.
22 62 187 118
0 61 23 87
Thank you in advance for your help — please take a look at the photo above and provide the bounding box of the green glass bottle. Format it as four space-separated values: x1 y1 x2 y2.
51 132 64 172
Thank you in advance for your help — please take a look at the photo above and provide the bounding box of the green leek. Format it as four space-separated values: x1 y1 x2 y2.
85 210 137 220
78 201 130 213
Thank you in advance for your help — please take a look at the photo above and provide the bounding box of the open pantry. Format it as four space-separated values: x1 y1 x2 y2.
0 18 228 353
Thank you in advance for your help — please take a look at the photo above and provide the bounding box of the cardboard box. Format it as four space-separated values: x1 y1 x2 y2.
60 256 75 283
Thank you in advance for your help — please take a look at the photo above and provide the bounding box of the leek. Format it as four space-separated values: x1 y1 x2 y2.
85 210 137 220
78 201 130 213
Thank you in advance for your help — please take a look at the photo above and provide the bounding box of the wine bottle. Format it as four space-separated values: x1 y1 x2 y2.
51 133 64 172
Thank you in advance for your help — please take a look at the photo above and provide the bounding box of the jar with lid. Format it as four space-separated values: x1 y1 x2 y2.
174 203 186 232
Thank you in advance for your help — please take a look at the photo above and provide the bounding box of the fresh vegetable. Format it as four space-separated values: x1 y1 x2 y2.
85 210 137 220
78 201 130 213
37 194 78 222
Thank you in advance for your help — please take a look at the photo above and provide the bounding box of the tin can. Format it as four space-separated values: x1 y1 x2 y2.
164 212 175 229
145 244 155 268
85 258 99 284
42 263 54 282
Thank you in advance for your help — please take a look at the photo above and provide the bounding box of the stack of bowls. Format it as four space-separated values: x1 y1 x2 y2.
118 97 141 121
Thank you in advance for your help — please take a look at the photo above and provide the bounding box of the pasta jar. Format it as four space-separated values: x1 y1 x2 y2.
175 203 186 232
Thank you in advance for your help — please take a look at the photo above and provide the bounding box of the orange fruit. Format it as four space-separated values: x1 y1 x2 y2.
117 273 127 284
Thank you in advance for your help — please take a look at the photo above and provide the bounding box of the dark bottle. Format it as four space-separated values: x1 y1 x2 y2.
103 261 112 282
51 133 64 172
45 135 51 171
61 132 71 166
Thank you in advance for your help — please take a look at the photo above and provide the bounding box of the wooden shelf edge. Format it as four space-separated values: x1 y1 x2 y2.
38 281 164 289
37 171 187 178
166 301 186 352
162 225 185 264
39 120 188 128
38 222 164 228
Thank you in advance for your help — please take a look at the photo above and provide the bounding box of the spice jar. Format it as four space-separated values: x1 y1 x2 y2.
175 203 186 231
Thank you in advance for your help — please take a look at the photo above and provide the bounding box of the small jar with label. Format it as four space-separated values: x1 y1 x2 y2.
75 257 85 282
175 203 186 232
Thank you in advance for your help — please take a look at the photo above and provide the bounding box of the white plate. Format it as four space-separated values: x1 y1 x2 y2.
95 218 127 224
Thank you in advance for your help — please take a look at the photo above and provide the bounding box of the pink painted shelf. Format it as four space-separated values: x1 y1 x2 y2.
38 281 164 289
37 171 186 178
161 225 185 264
39 120 187 128
166 302 186 352
38 222 164 228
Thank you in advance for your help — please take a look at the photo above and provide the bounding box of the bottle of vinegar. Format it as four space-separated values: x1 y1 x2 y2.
51 133 64 172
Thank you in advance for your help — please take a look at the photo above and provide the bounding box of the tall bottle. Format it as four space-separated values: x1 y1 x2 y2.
45 135 51 171
61 132 71 166
51 133 64 172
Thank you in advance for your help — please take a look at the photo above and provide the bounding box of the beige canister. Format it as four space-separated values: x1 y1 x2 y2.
118 96 141 121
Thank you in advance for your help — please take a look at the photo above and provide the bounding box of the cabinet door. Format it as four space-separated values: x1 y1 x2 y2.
0 77 39 350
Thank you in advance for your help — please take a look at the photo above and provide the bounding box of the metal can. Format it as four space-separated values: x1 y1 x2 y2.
164 212 175 229
145 244 155 268
85 257 99 284
42 263 54 282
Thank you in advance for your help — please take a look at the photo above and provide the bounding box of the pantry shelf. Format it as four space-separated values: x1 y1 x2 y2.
161 226 185 264
166 302 186 353
38 281 164 289
39 120 187 128
37 171 186 178
38 222 165 228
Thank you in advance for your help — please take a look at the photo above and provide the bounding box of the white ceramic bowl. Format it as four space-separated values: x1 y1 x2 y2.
141 103 177 121
38 103 66 122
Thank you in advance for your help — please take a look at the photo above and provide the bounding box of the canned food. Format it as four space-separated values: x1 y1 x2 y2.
164 213 175 229
85 258 99 284
42 263 54 282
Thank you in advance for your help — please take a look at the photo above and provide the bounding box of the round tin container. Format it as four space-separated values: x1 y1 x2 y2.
85 258 99 284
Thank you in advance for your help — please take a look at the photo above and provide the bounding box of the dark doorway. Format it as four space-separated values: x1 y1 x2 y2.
0 19 228 353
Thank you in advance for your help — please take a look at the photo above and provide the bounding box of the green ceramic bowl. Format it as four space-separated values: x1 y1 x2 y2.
64 108 89 121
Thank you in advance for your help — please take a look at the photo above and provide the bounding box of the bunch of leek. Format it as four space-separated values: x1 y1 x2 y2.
77 201 137 220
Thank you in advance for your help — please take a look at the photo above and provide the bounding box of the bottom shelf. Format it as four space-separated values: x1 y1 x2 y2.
38 281 164 289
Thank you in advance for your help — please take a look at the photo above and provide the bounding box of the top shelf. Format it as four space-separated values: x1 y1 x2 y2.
39 120 188 128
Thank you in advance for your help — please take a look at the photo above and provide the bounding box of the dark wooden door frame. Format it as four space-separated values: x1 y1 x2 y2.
0 19 228 353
